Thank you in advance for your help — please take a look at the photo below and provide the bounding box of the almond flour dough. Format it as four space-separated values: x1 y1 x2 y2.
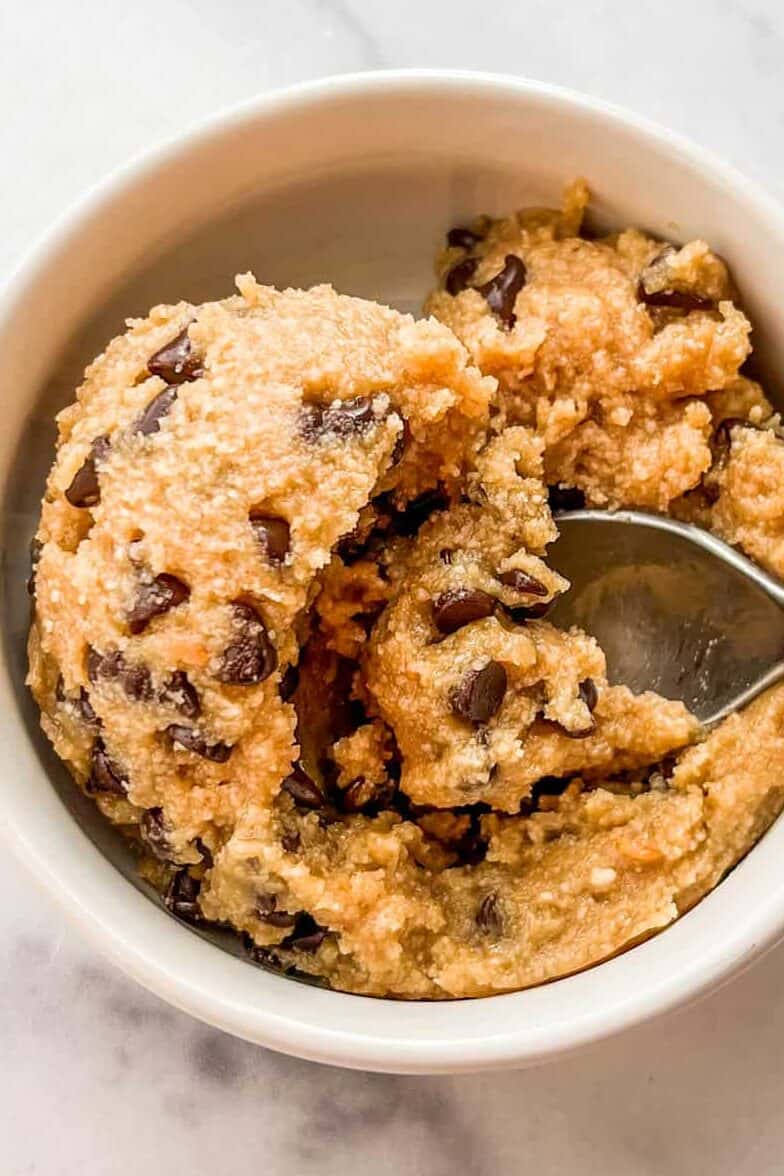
27 192 784 999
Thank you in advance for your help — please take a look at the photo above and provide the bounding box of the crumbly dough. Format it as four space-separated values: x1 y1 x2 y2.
27 188 784 999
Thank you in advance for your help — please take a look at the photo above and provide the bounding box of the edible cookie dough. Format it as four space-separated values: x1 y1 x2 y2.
27 189 784 999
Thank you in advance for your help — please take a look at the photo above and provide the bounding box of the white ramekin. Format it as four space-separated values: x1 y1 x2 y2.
3 71 784 1075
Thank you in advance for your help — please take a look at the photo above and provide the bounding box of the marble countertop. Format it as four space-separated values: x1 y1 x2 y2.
3 1 784 1171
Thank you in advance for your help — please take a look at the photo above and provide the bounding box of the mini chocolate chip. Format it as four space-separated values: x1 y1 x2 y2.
147 326 203 384
477 255 527 327
476 892 503 936
282 913 327 953
445 256 478 296
127 573 190 635
27 538 43 596
216 601 277 685
299 396 376 443
498 569 548 597
249 511 291 564
86 739 128 796
450 661 507 724
64 435 111 508
164 870 203 924
279 664 300 702
139 807 173 861
134 386 178 436
578 677 599 712
159 670 201 719
639 286 715 311
89 649 153 701
433 588 496 635
281 765 326 810
75 688 100 728
166 724 232 763
447 226 481 249
548 484 585 512
256 894 298 928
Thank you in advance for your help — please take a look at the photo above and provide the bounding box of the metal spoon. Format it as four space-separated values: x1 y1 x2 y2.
547 509 784 727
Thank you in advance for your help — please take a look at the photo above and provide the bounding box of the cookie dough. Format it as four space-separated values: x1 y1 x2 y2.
27 189 784 999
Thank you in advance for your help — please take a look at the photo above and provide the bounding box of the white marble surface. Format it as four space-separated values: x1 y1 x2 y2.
3 1 784 1171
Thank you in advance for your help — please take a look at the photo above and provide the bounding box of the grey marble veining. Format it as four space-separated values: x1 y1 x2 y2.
3 1 784 1172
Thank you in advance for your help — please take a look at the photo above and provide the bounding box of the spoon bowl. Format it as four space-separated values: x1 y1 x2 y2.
549 509 784 726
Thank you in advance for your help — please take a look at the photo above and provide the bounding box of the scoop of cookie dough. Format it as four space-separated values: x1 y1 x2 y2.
363 429 698 811
425 182 749 510
28 277 494 860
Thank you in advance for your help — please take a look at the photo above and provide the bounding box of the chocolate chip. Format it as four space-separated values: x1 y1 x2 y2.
341 775 395 814
477 255 527 327
476 892 503 936
445 256 478 296
75 688 100 728
281 765 326 810
86 739 128 796
279 664 300 702
147 326 203 384
440 548 454 565
216 601 277 685
433 588 496 635
64 435 111 509
299 396 376 443
133 386 178 436
27 538 42 596
450 660 507 723
281 913 327 953
447 226 481 249
88 649 153 701
638 248 714 312
506 599 554 623
164 870 202 924
256 894 298 928
127 573 190 635
578 677 599 712
159 670 201 719
498 569 548 597
166 723 232 763
249 512 291 564
139 807 173 861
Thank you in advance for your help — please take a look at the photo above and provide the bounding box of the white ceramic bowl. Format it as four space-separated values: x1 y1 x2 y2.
3 70 784 1075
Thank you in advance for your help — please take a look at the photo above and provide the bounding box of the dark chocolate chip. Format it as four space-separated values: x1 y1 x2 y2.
578 677 599 712
89 649 153 701
64 435 111 509
476 892 503 936
75 688 100 728
341 775 396 815
433 588 496 635
450 660 507 724
477 255 527 328
159 670 201 719
445 256 478 296
27 538 43 596
249 511 291 565
127 573 190 635
638 248 714 311
216 601 277 685
447 226 481 249
166 723 232 763
548 484 585 512
164 870 202 924
281 913 327 953
440 548 454 565
498 569 548 597
133 386 178 436
139 807 173 861
281 765 326 810
86 739 128 796
147 326 203 385
256 894 298 928
299 396 376 443
279 664 300 702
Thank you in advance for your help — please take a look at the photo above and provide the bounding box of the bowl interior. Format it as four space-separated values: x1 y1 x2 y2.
3 74 784 1071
